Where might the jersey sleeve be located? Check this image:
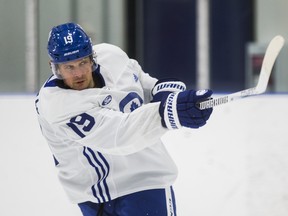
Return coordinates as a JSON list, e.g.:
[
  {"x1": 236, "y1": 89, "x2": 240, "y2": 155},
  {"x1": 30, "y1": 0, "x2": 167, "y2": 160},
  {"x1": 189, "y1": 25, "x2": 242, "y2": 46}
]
[
  {"x1": 62, "y1": 102, "x2": 167, "y2": 155},
  {"x1": 94, "y1": 43, "x2": 130, "y2": 84},
  {"x1": 37, "y1": 88, "x2": 168, "y2": 156},
  {"x1": 130, "y1": 59, "x2": 158, "y2": 103},
  {"x1": 94, "y1": 43, "x2": 158, "y2": 103}
]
